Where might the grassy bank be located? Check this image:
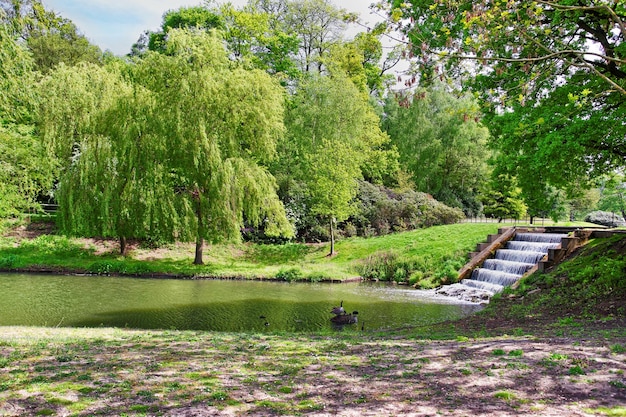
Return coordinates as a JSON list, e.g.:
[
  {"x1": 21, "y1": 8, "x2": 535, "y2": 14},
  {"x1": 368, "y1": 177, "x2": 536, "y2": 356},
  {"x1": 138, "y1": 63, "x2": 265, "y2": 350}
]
[
  {"x1": 0, "y1": 325, "x2": 624, "y2": 417},
  {"x1": 0, "y1": 220, "x2": 506, "y2": 284}
]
